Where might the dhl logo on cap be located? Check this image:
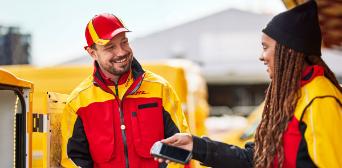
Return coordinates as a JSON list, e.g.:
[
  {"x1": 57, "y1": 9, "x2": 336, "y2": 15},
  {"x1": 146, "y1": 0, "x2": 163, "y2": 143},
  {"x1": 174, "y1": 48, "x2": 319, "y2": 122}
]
[{"x1": 85, "y1": 13, "x2": 130, "y2": 49}]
